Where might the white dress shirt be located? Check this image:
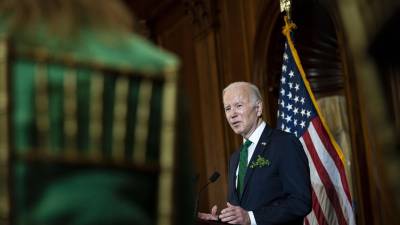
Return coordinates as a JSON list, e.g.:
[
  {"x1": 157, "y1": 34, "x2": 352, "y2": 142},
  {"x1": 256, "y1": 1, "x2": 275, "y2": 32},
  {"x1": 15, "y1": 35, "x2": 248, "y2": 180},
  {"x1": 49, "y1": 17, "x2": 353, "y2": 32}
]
[{"x1": 235, "y1": 121, "x2": 266, "y2": 225}]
